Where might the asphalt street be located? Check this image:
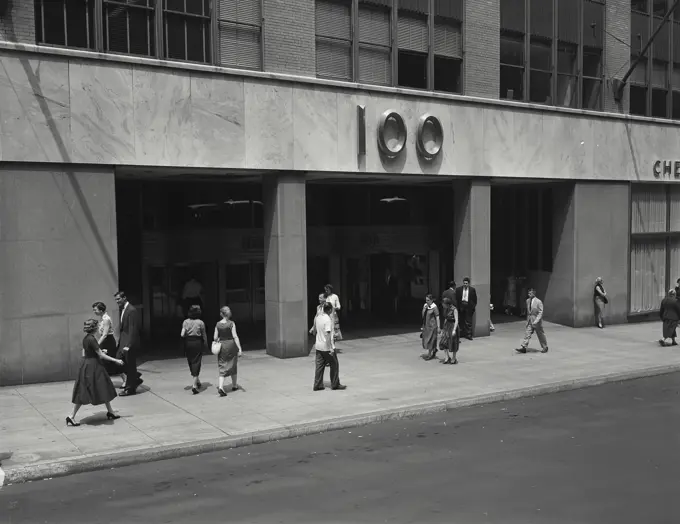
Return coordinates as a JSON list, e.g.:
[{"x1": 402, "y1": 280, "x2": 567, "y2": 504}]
[{"x1": 2, "y1": 373, "x2": 679, "y2": 524}]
